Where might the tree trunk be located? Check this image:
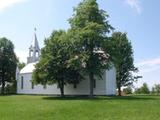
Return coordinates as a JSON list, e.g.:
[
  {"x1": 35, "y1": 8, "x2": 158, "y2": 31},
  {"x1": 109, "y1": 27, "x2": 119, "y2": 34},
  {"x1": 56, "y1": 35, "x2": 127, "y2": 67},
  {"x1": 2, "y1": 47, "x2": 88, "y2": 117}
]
[
  {"x1": 89, "y1": 72, "x2": 94, "y2": 97},
  {"x1": 1, "y1": 70, "x2": 5, "y2": 95},
  {"x1": 118, "y1": 85, "x2": 121, "y2": 96},
  {"x1": 59, "y1": 80, "x2": 64, "y2": 97},
  {"x1": 1, "y1": 80, "x2": 5, "y2": 95}
]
